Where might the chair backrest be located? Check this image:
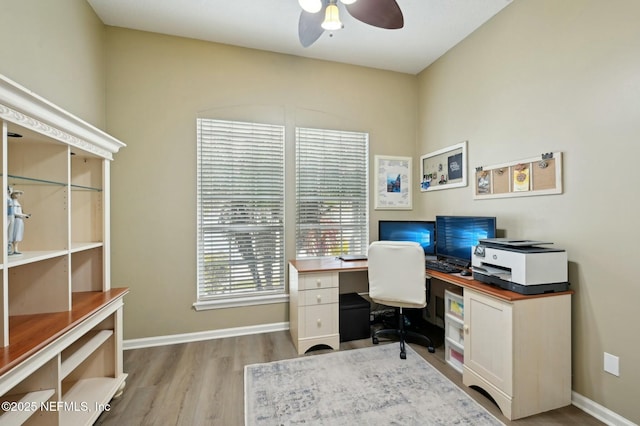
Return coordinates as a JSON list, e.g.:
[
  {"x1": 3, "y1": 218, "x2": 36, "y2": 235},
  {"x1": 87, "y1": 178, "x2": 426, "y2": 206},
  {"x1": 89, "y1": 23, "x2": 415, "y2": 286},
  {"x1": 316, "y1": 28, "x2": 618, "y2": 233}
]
[{"x1": 367, "y1": 241, "x2": 427, "y2": 309}]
